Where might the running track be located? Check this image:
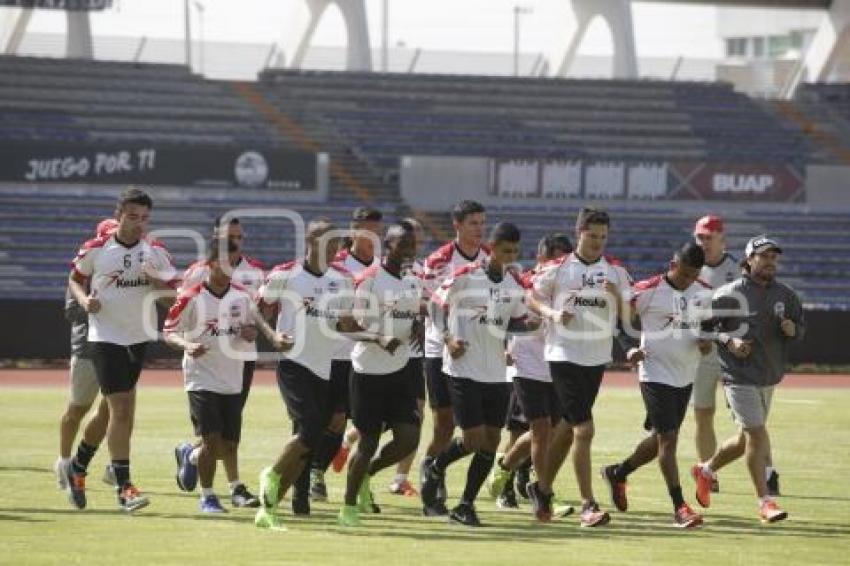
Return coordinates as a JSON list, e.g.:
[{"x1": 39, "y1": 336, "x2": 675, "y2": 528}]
[{"x1": 2, "y1": 369, "x2": 848, "y2": 388}]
